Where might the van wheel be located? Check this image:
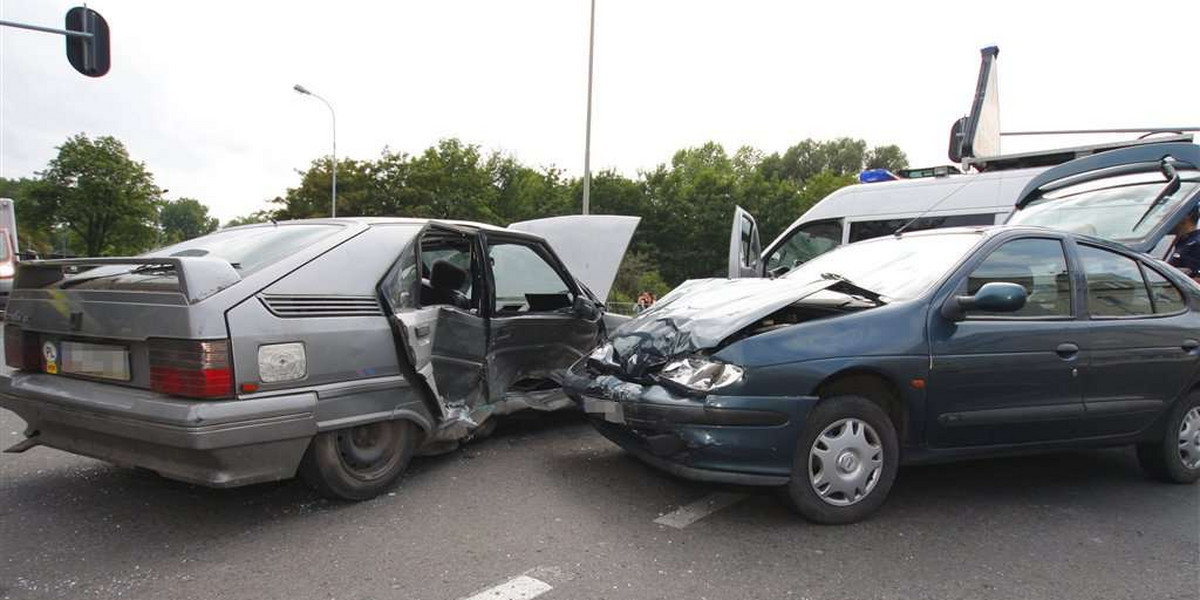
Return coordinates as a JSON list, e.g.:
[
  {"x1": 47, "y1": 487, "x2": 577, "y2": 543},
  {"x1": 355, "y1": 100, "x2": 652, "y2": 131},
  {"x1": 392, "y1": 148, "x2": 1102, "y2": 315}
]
[
  {"x1": 787, "y1": 396, "x2": 898, "y2": 524},
  {"x1": 300, "y1": 420, "x2": 419, "y2": 500},
  {"x1": 1137, "y1": 392, "x2": 1200, "y2": 484}
]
